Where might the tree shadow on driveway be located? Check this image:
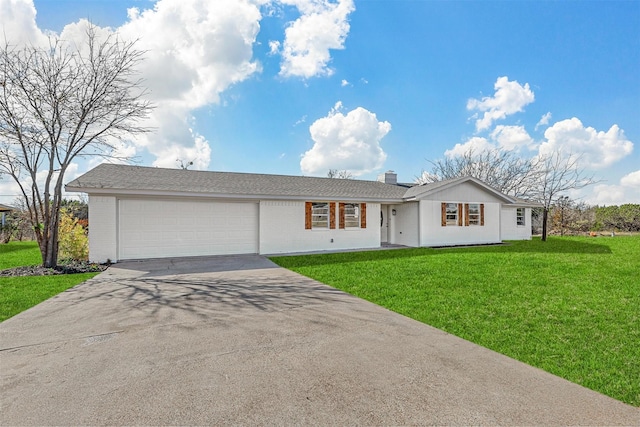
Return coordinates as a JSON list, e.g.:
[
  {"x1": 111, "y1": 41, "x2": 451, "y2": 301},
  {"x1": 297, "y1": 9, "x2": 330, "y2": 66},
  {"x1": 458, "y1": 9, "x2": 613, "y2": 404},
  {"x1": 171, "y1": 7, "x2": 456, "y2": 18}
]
[
  {"x1": 0, "y1": 255, "x2": 354, "y2": 350},
  {"x1": 76, "y1": 272, "x2": 350, "y2": 319}
]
